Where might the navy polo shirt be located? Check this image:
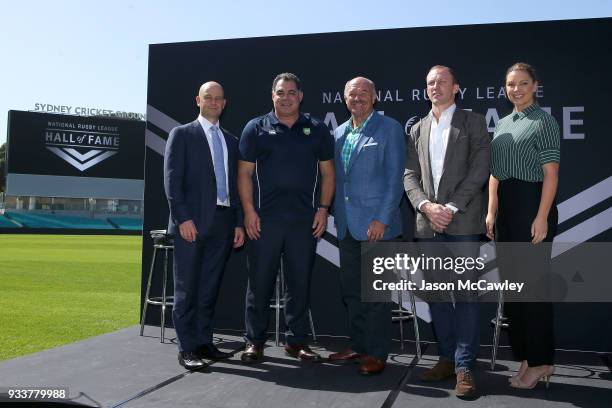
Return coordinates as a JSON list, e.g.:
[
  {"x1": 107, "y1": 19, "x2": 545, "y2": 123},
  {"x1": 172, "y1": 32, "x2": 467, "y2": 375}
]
[{"x1": 239, "y1": 111, "x2": 334, "y2": 221}]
